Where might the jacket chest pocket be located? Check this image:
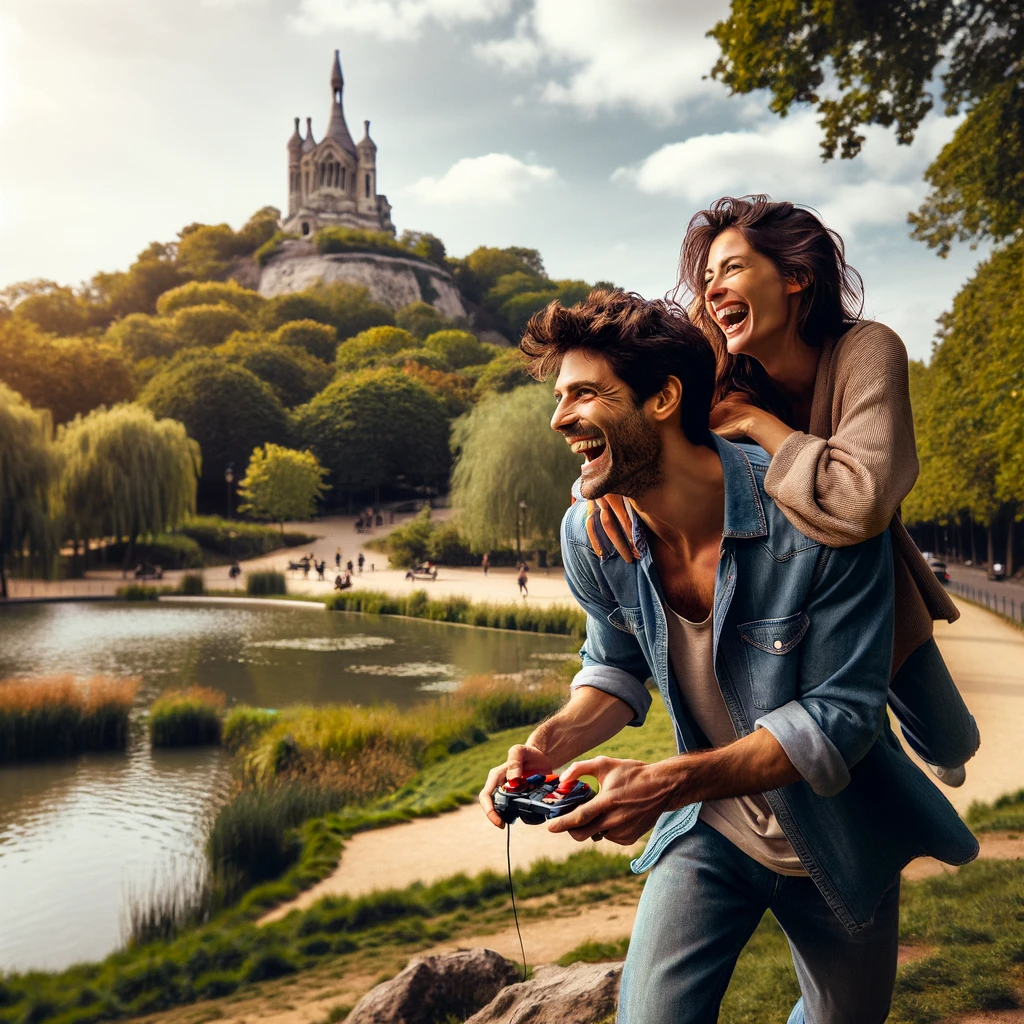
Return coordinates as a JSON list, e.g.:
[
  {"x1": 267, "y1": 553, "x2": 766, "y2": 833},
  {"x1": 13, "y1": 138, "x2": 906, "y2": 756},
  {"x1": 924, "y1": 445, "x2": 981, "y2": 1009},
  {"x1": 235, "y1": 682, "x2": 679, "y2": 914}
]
[
  {"x1": 607, "y1": 605, "x2": 644, "y2": 635},
  {"x1": 737, "y1": 610, "x2": 810, "y2": 710}
]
